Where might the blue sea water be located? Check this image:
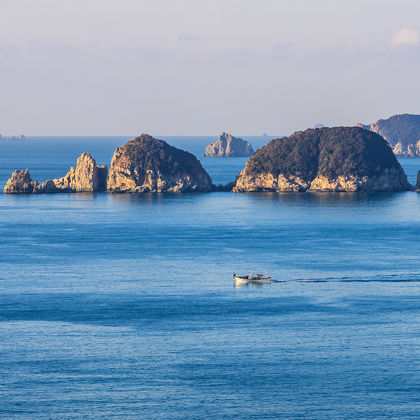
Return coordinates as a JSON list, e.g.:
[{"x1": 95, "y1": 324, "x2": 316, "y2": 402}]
[{"x1": 0, "y1": 137, "x2": 419, "y2": 419}]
